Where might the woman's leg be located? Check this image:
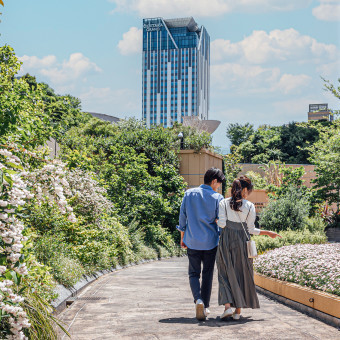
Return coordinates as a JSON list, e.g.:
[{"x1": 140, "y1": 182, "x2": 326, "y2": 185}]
[
  {"x1": 224, "y1": 303, "x2": 231, "y2": 310},
  {"x1": 235, "y1": 308, "x2": 241, "y2": 314}
]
